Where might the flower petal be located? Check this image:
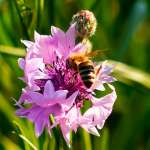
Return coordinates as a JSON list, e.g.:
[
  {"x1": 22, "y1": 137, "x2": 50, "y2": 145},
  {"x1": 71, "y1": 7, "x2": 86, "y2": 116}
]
[
  {"x1": 82, "y1": 126, "x2": 100, "y2": 136},
  {"x1": 92, "y1": 84, "x2": 117, "y2": 106},
  {"x1": 63, "y1": 91, "x2": 78, "y2": 110},
  {"x1": 28, "y1": 92, "x2": 44, "y2": 105},
  {"x1": 60, "y1": 119, "x2": 71, "y2": 146},
  {"x1": 66, "y1": 105, "x2": 79, "y2": 132},
  {"x1": 54, "y1": 90, "x2": 68, "y2": 100},
  {"x1": 44, "y1": 80, "x2": 55, "y2": 98},
  {"x1": 35, "y1": 115, "x2": 47, "y2": 137},
  {"x1": 51, "y1": 26, "x2": 65, "y2": 37},
  {"x1": 66, "y1": 23, "x2": 76, "y2": 49},
  {"x1": 83, "y1": 84, "x2": 117, "y2": 130},
  {"x1": 21, "y1": 40, "x2": 33, "y2": 49},
  {"x1": 34, "y1": 31, "x2": 41, "y2": 42},
  {"x1": 18, "y1": 58, "x2": 25, "y2": 70}
]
